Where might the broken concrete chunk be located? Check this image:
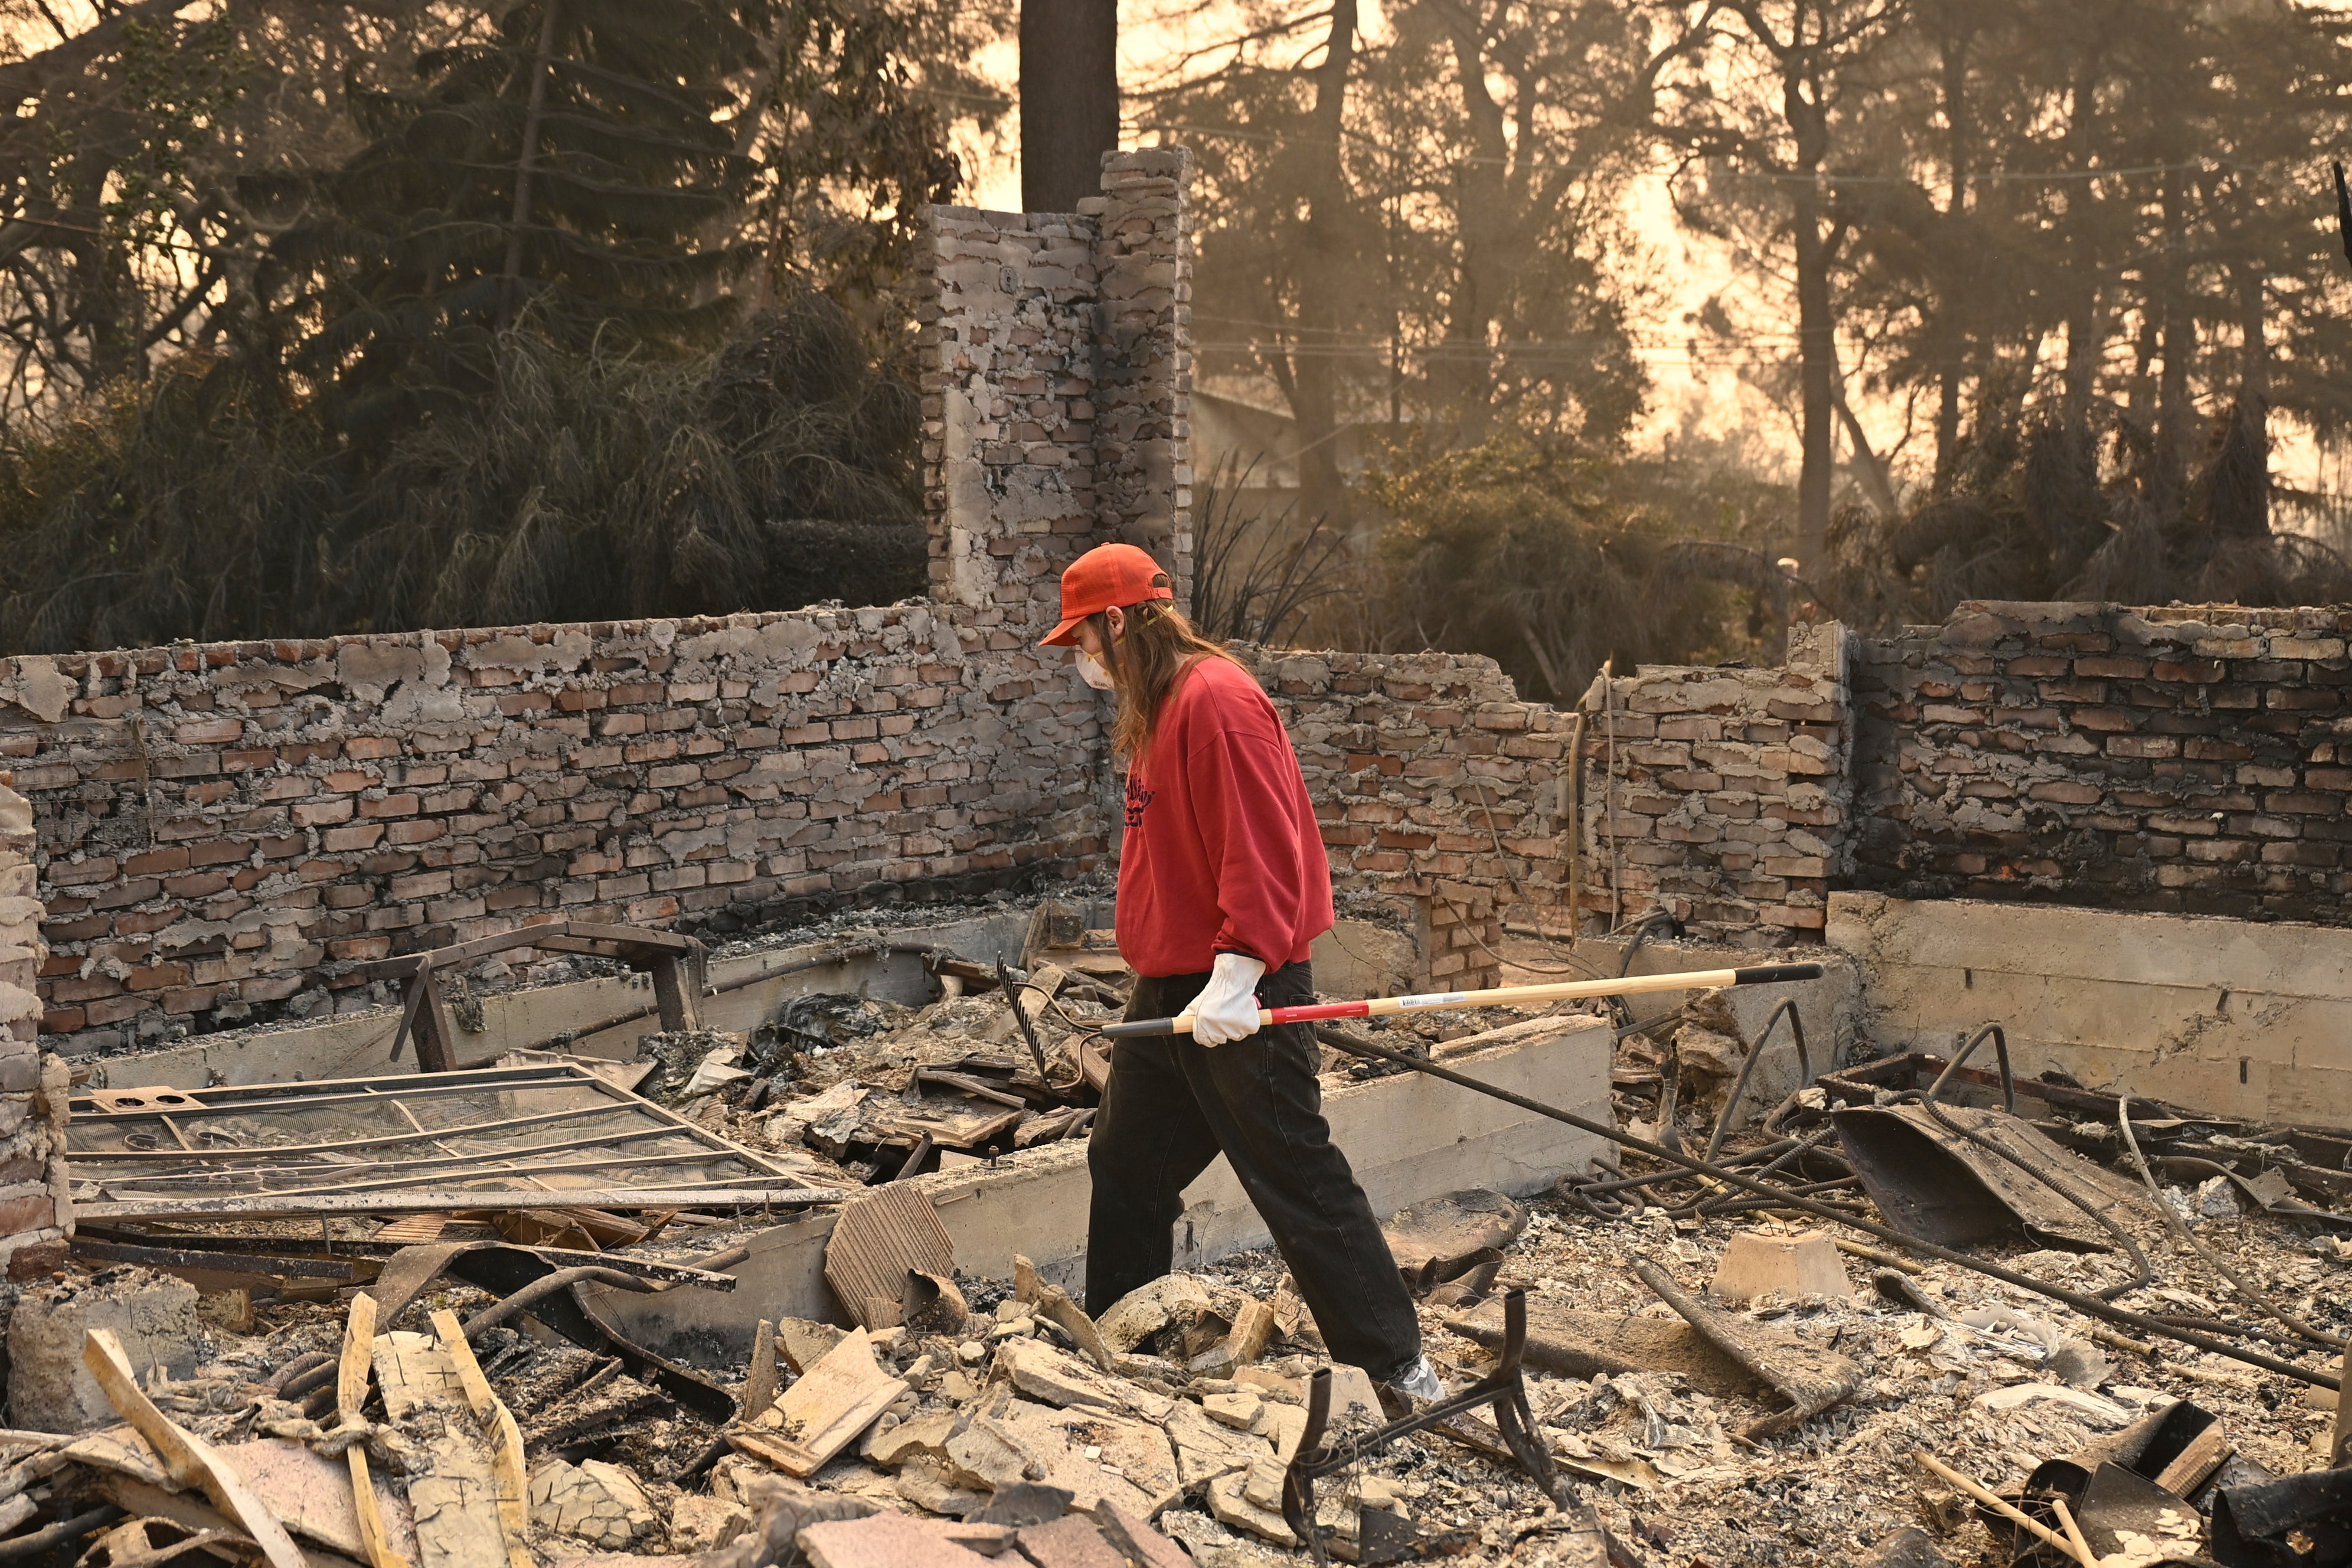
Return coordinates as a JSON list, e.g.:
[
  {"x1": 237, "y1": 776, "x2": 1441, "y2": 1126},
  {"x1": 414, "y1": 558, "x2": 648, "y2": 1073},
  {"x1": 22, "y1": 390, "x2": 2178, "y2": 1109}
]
[
  {"x1": 1091, "y1": 1502, "x2": 1195, "y2": 1568},
  {"x1": 530, "y1": 1459, "x2": 655, "y2": 1550},
  {"x1": 1321, "y1": 1365, "x2": 1384, "y2": 1427},
  {"x1": 860, "y1": 1411, "x2": 958, "y2": 1468},
  {"x1": 7, "y1": 1268, "x2": 205, "y2": 1432},
  {"x1": 1673, "y1": 1023, "x2": 1748, "y2": 1089},
  {"x1": 1164, "y1": 1399, "x2": 1273, "y2": 1491},
  {"x1": 1380, "y1": 1189, "x2": 1527, "y2": 1282},
  {"x1": 1015, "y1": 1513, "x2": 1129, "y2": 1568},
  {"x1": 970, "y1": 1481, "x2": 1075, "y2": 1527},
  {"x1": 1202, "y1": 1391, "x2": 1263, "y2": 1432},
  {"x1": 895, "y1": 1454, "x2": 988, "y2": 1515},
  {"x1": 1231, "y1": 1368, "x2": 1302, "y2": 1403},
  {"x1": 1263, "y1": 1403, "x2": 1308, "y2": 1467},
  {"x1": 946, "y1": 1398, "x2": 1181, "y2": 1518},
  {"x1": 1221, "y1": 1299, "x2": 1278, "y2": 1370},
  {"x1": 1014, "y1": 1254, "x2": 1118, "y2": 1372},
  {"x1": 1186, "y1": 1342, "x2": 1238, "y2": 1379},
  {"x1": 994, "y1": 1338, "x2": 1173, "y2": 1422},
  {"x1": 911, "y1": 1518, "x2": 1017, "y2": 1555},
  {"x1": 697, "y1": 1478, "x2": 873, "y2": 1568},
  {"x1": 775, "y1": 1318, "x2": 848, "y2": 1376},
  {"x1": 669, "y1": 1495, "x2": 754, "y2": 1553},
  {"x1": 1095, "y1": 1273, "x2": 1214, "y2": 1355},
  {"x1": 1241, "y1": 1458, "x2": 1285, "y2": 1513},
  {"x1": 1206, "y1": 1465, "x2": 1296, "y2": 1547},
  {"x1": 579, "y1": 1459, "x2": 650, "y2": 1516},
  {"x1": 798, "y1": 1512, "x2": 997, "y2": 1568},
  {"x1": 1709, "y1": 1230, "x2": 1856, "y2": 1302}
]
